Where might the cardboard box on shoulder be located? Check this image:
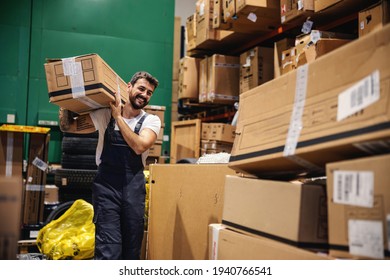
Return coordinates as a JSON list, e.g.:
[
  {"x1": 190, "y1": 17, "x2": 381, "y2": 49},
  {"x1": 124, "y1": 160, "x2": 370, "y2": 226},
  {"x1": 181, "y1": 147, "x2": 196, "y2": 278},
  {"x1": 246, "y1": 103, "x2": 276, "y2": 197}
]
[
  {"x1": 326, "y1": 154, "x2": 390, "y2": 259},
  {"x1": 44, "y1": 53, "x2": 128, "y2": 115},
  {"x1": 229, "y1": 24, "x2": 390, "y2": 178}
]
